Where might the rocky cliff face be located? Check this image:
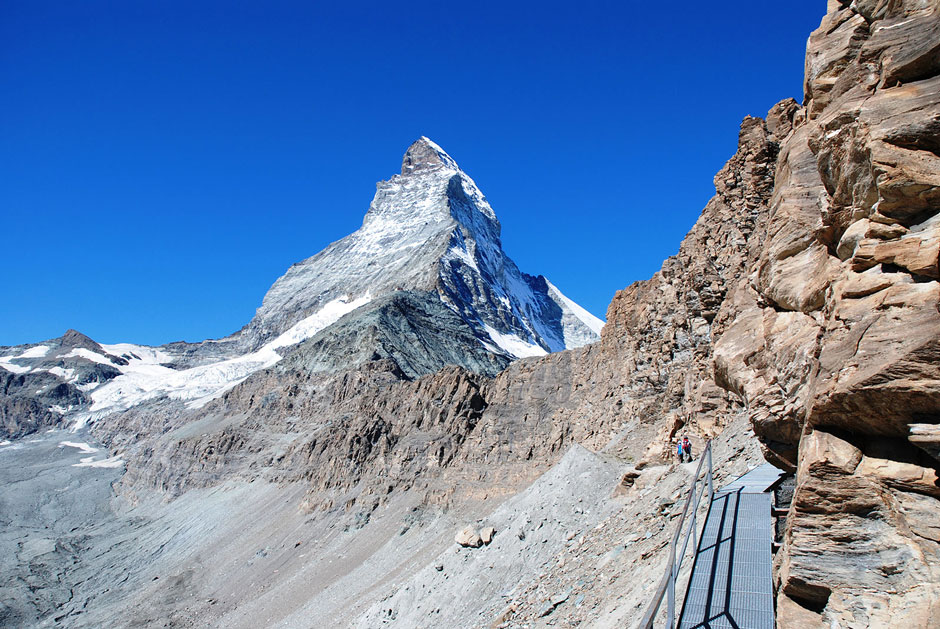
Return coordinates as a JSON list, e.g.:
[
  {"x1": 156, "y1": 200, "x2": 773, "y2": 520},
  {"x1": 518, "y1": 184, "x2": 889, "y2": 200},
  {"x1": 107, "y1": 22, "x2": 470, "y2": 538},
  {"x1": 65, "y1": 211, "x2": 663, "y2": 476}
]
[{"x1": 712, "y1": 1, "x2": 940, "y2": 625}]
